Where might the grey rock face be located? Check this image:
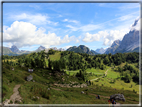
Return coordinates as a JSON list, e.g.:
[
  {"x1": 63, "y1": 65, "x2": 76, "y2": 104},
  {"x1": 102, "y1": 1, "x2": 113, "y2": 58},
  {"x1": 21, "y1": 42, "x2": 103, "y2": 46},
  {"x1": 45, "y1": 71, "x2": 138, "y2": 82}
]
[
  {"x1": 95, "y1": 48, "x2": 106, "y2": 54},
  {"x1": 10, "y1": 45, "x2": 20, "y2": 53},
  {"x1": 105, "y1": 19, "x2": 140, "y2": 54},
  {"x1": 38, "y1": 46, "x2": 46, "y2": 50},
  {"x1": 58, "y1": 48, "x2": 65, "y2": 51},
  {"x1": 105, "y1": 40, "x2": 121, "y2": 54},
  {"x1": 111, "y1": 40, "x2": 121, "y2": 48},
  {"x1": 116, "y1": 30, "x2": 139, "y2": 53},
  {"x1": 35, "y1": 45, "x2": 46, "y2": 52},
  {"x1": 110, "y1": 94, "x2": 125, "y2": 102},
  {"x1": 26, "y1": 75, "x2": 33, "y2": 81}
]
